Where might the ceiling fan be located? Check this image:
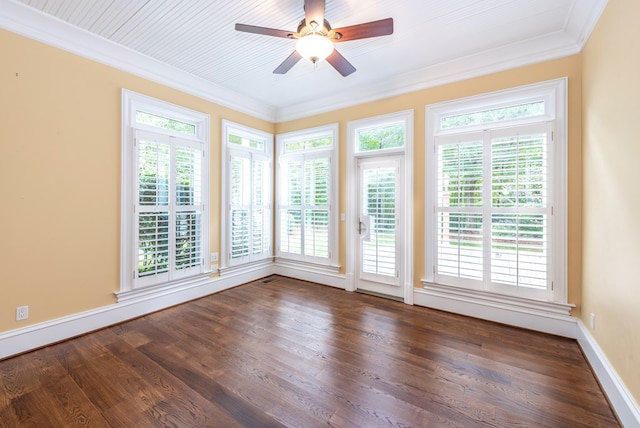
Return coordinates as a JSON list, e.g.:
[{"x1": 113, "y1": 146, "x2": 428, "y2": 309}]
[{"x1": 235, "y1": 0, "x2": 393, "y2": 77}]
